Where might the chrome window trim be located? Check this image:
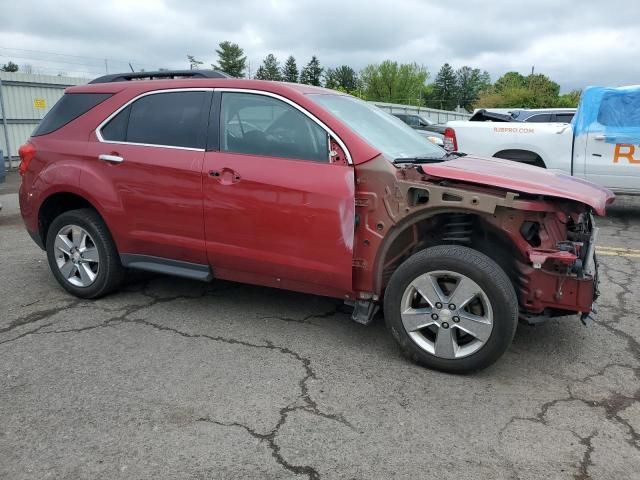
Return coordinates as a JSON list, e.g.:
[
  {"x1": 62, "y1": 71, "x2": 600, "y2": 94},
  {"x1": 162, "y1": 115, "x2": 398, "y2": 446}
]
[
  {"x1": 215, "y1": 88, "x2": 353, "y2": 165},
  {"x1": 95, "y1": 88, "x2": 213, "y2": 152}
]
